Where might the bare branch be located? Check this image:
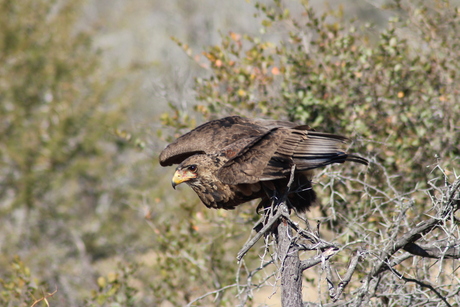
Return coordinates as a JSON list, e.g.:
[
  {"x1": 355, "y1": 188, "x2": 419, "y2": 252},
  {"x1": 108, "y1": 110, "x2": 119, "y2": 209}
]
[
  {"x1": 237, "y1": 208, "x2": 283, "y2": 261},
  {"x1": 332, "y1": 250, "x2": 363, "y2": 301},
  {"x1": 30, "y1": 287, "x2": 58, "y2": 307},
  {"x1": 236, "y1": 166, "x2": 460, "y2": 306},
  {"x1": 371, "y1": 176, "x2": 460, "y2": 276},
  {"x1": 277, "y1": 203, "x2": 303, "y2": 307},
  {"x1": 300, "y1": 247, "x2": 339, "y2": 271},
  {"x1": 403, "y1": 241, "x2": 460, "y2": 259},
  {"x1": 391, "y1": 269, "x2": 453, "y2": 307},
  {"x1": 186, "y1": 284, "x2": 238, "y2": 307}
]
